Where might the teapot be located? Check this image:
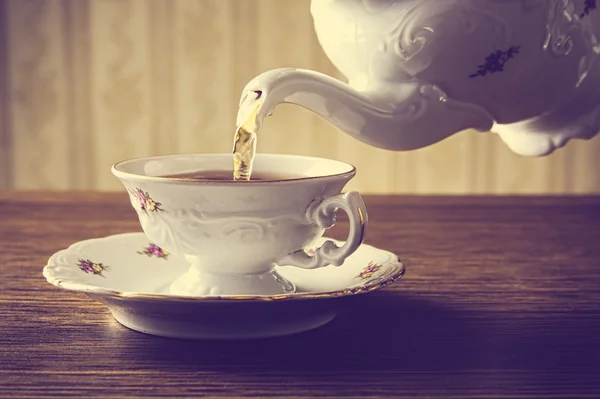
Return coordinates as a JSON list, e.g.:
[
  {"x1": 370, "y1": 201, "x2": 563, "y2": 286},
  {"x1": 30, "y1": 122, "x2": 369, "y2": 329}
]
[{"x1": 237, "y1": 0, "x2": 600, "y2": 156}]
